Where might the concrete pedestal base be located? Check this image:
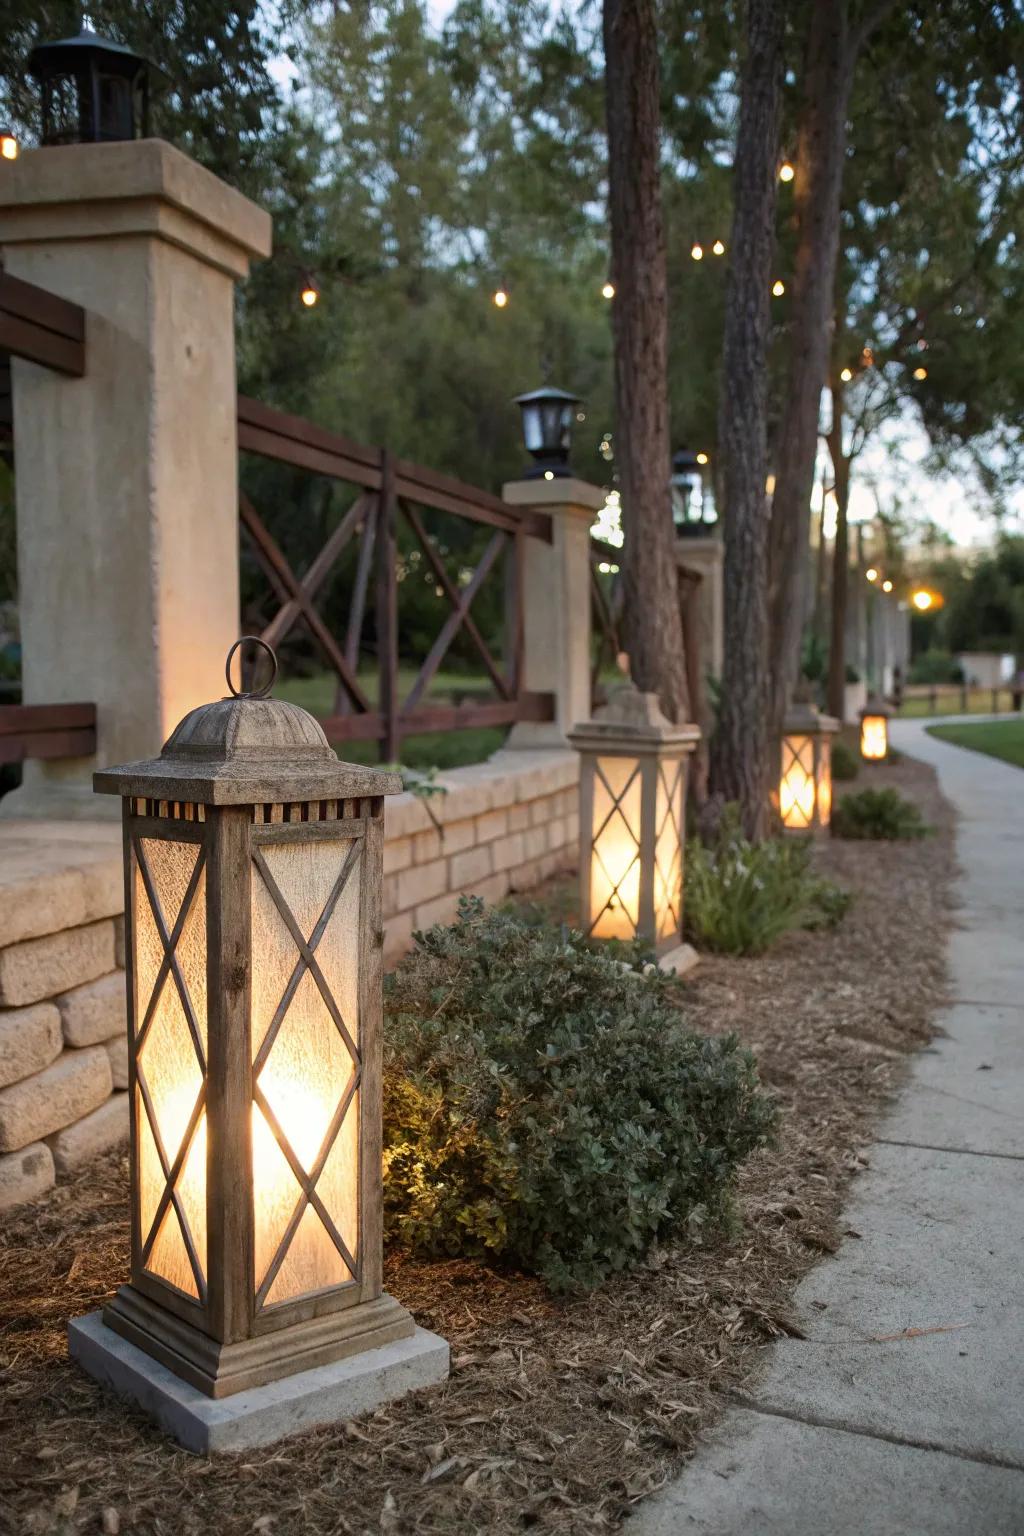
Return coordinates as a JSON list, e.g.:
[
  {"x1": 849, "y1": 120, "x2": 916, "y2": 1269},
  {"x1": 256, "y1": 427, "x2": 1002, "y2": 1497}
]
[
  {"x1": 658, "y1": 942, "x2": 699, "y2": 977},
  {"x1": 70, "y1": 1311, "x2": 449, "y2": 1454}
]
